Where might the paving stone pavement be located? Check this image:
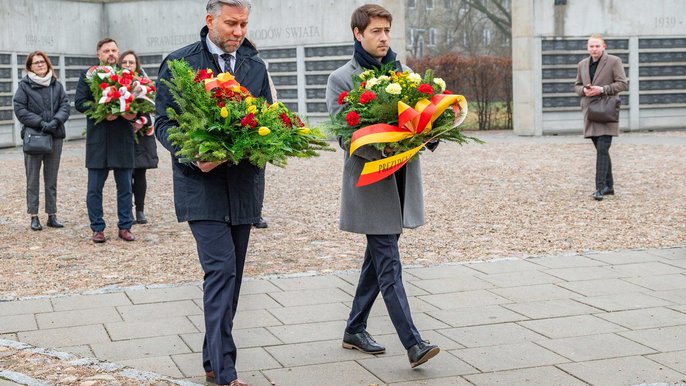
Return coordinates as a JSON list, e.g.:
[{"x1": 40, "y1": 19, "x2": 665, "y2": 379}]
[{"x1": 2, "y1": 248, "x2": 686, "y2": 385}]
